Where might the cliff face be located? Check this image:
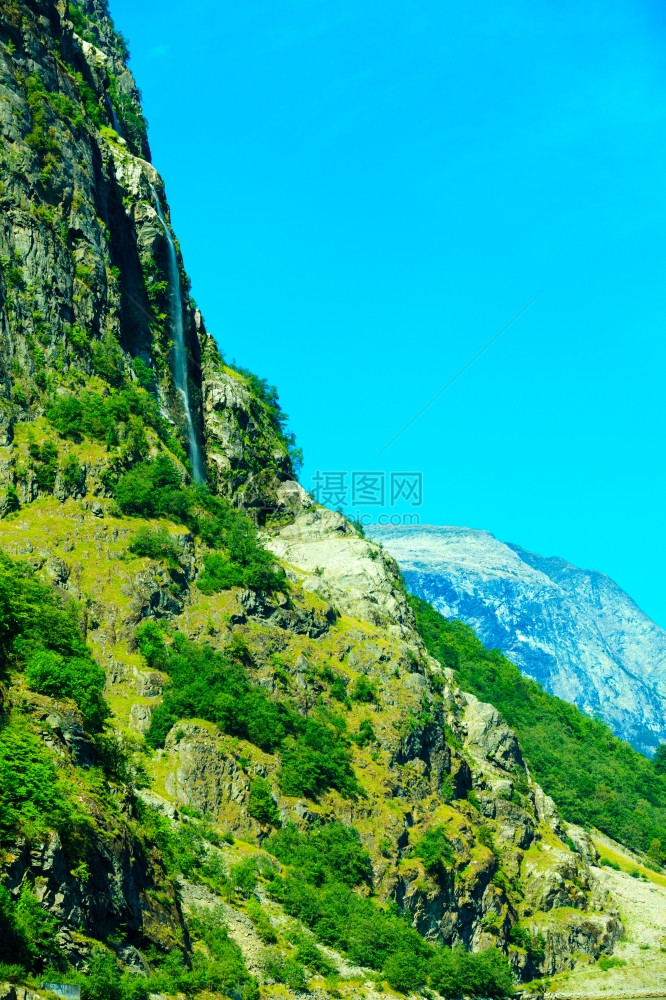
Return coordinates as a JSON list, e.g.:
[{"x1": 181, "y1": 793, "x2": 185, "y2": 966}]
[
  {"x1": 0, "y1": 3, "x2": 624, "y2": 997},
  {"x1": 368, "y1": 524, "x2": 666, "y2": 755},
  {"x1": 0, "y1": 0, "x2": 292, "y2": 510}
]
